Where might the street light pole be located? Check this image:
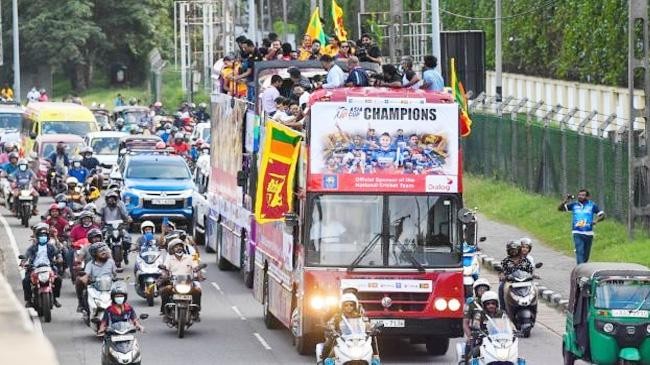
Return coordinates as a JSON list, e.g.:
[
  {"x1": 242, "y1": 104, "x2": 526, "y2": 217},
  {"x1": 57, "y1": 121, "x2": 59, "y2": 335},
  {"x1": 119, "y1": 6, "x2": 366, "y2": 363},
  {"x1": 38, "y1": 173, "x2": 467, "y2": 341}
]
[
  {"x1": 430, "y1": 0, "x2": 441, "y2": 72},
  {"x1": 12, "y1": 0, "x2": 20, "y2": 102},
  {"x1": 495, "y1": 0, "x2": 502, "y2": 103}
]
